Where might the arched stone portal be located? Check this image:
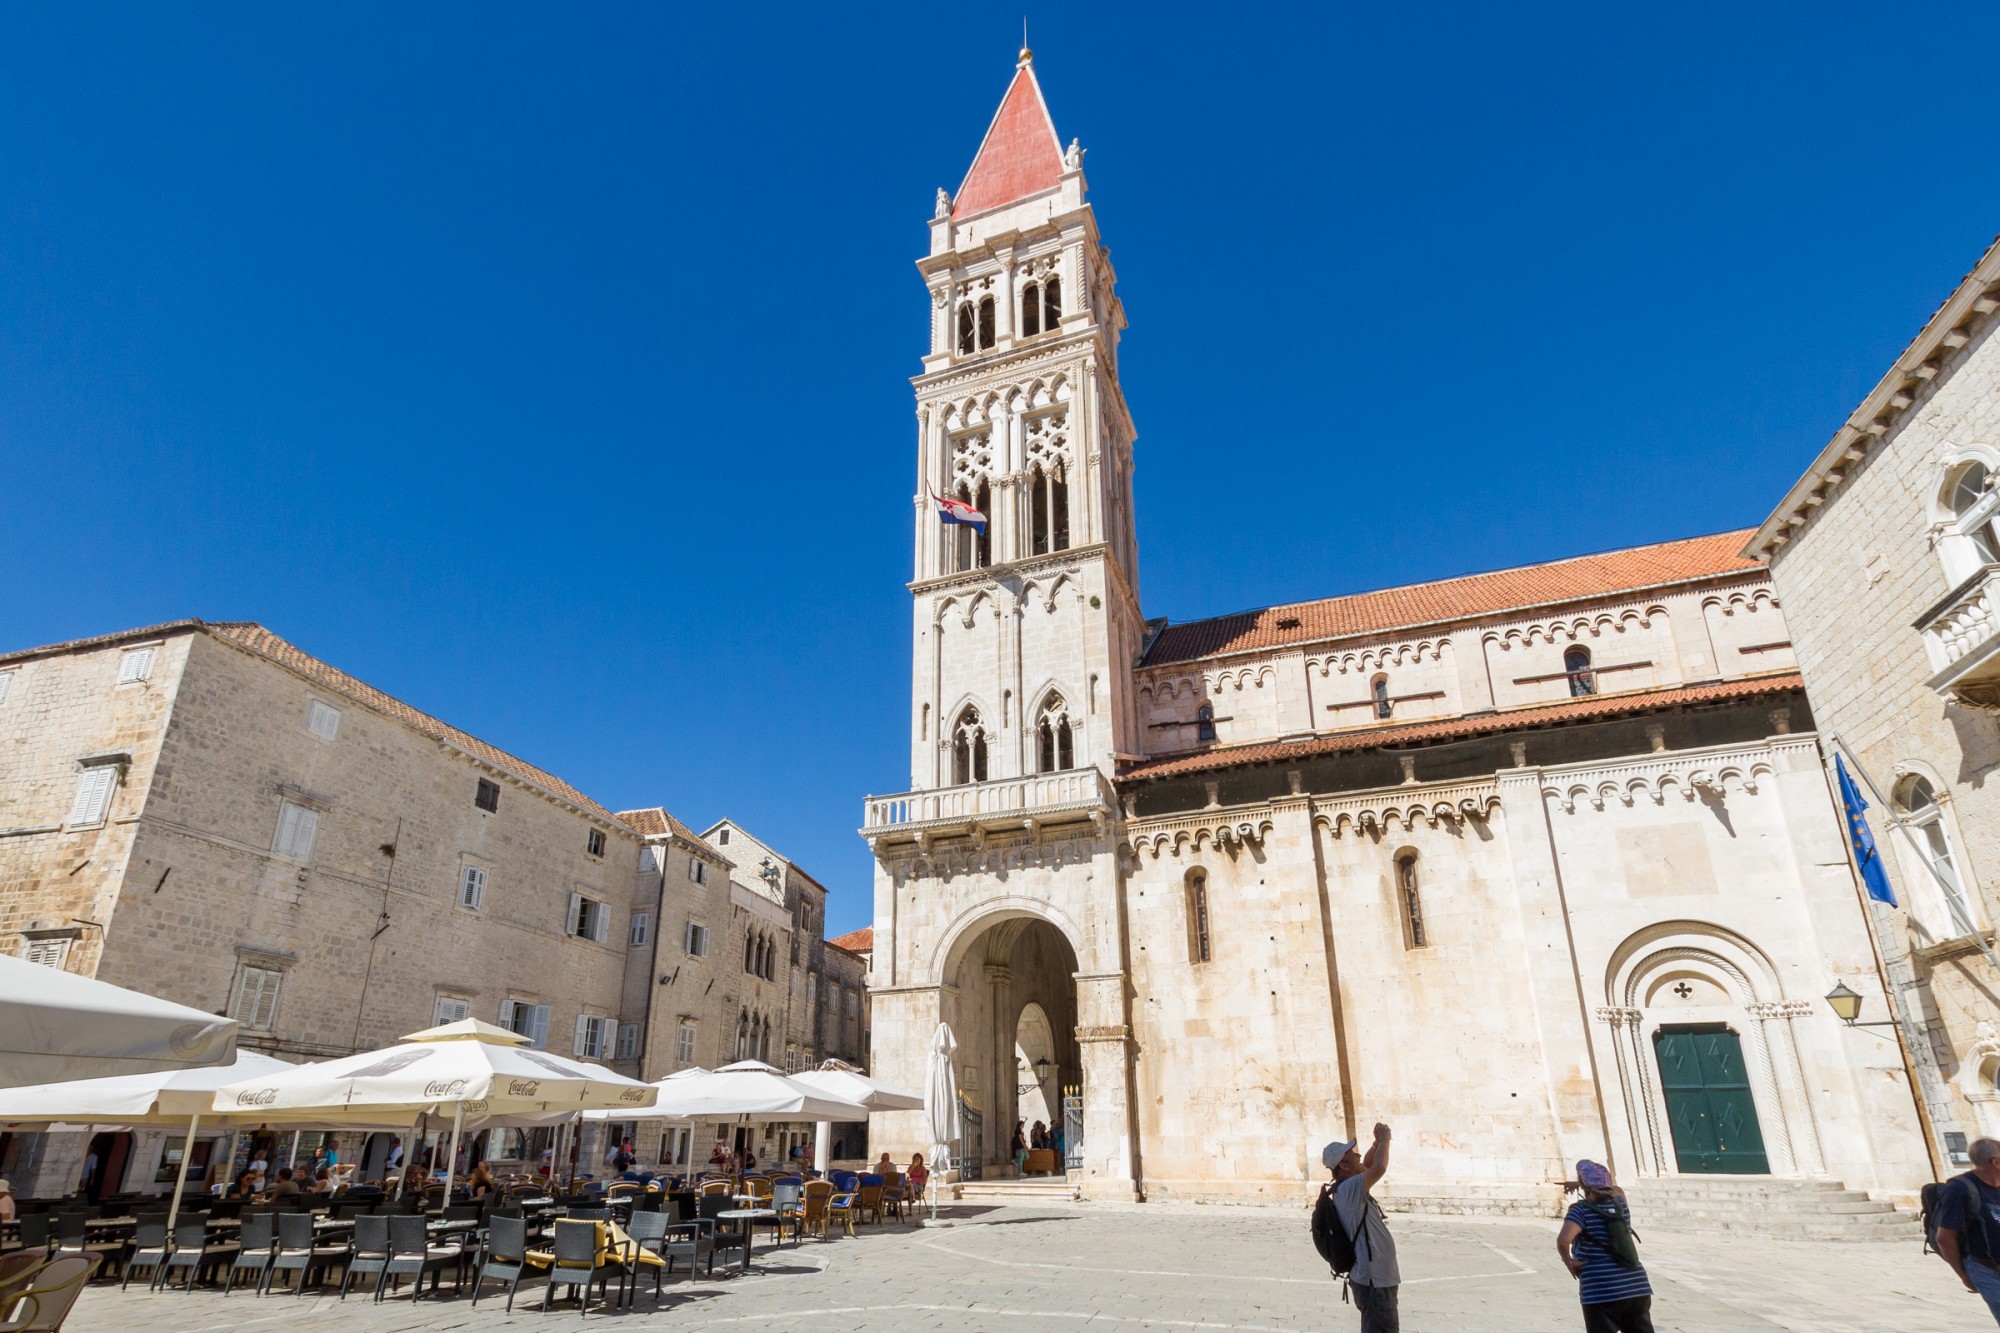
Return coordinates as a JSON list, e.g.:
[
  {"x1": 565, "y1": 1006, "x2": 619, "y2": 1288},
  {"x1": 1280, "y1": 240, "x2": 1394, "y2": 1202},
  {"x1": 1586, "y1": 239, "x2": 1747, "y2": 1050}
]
[{"x1": 947, "y1": 918, "x2": 1080, "y2": 1171}]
